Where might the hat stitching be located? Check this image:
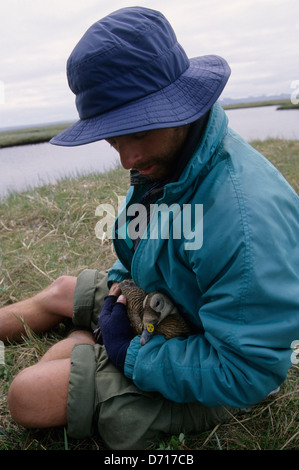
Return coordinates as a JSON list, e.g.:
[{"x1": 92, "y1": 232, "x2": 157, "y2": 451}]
[
  {"x1": 68, "y1": 21, "x2": 161, "y2": 73},
  {"x1": 77, "y1": 43, "x2": 188, "y2": 95}
]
